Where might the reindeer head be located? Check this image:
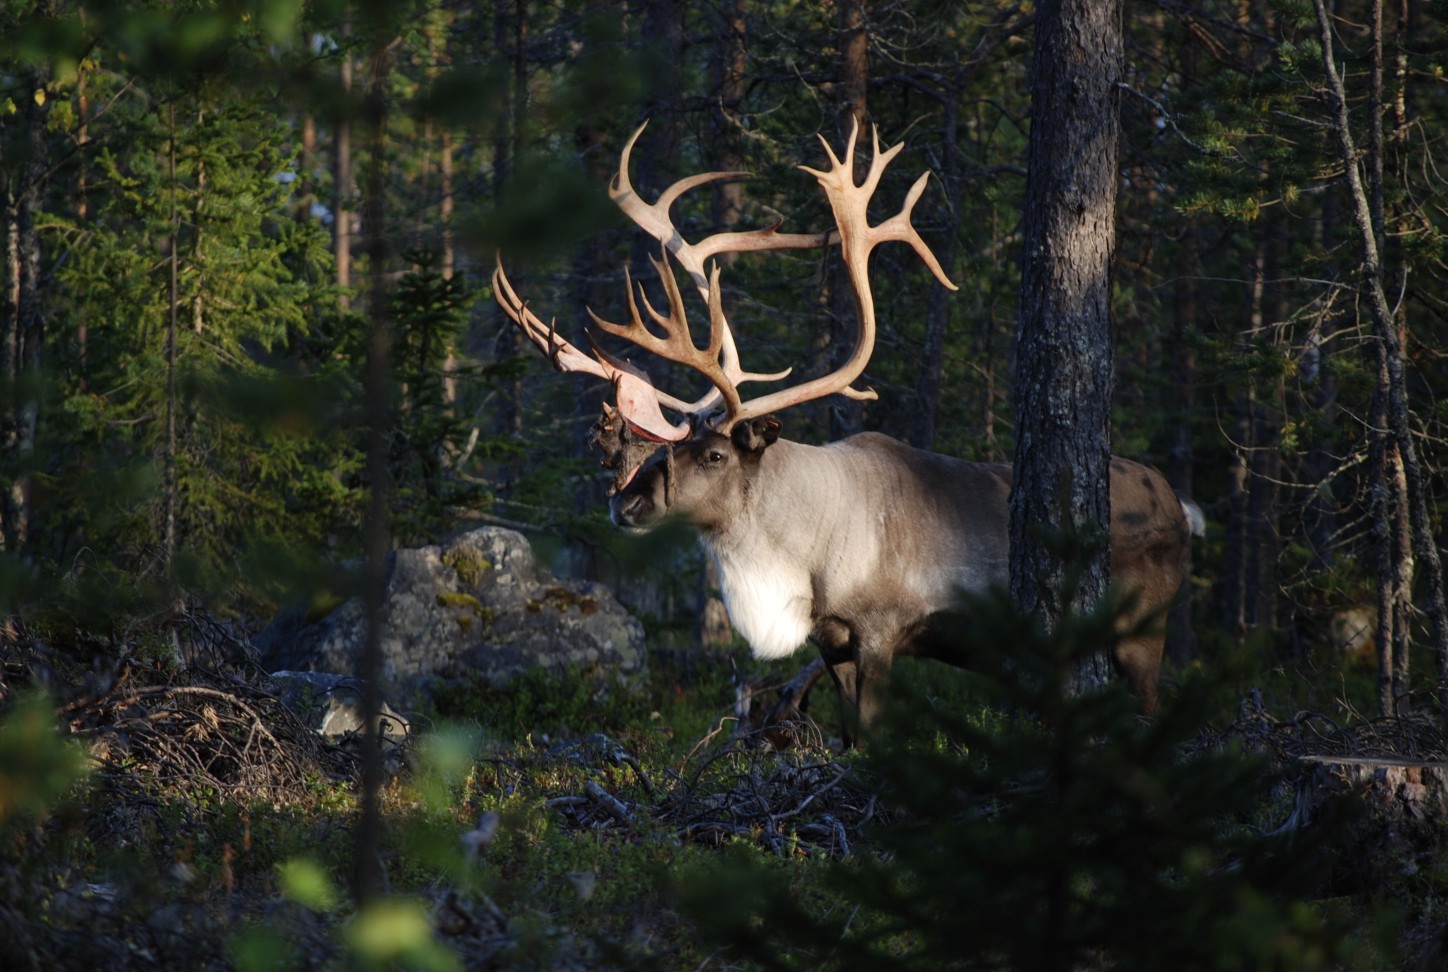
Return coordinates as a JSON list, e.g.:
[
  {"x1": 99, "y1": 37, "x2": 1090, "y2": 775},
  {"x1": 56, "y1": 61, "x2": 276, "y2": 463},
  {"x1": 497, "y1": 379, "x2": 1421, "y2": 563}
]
[
  {"x1": 494, "y1": 120, "x2": 956, "y2": 523},
  {"x1": 608, "y1": 417, "x2": 783, "y2": 533}
]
